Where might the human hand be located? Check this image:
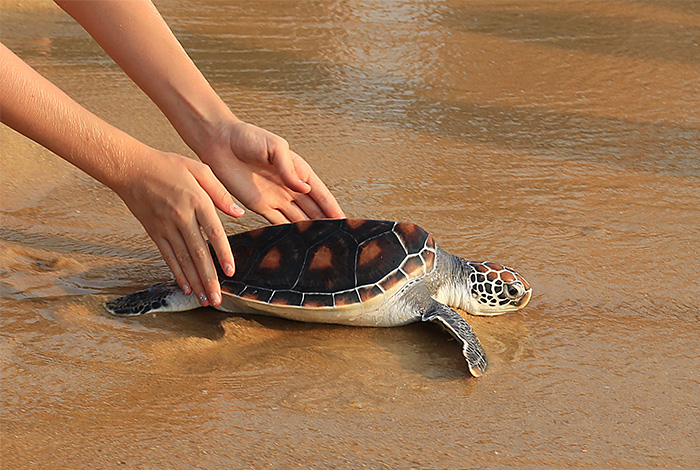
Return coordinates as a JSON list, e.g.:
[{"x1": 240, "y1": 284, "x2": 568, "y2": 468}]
[
  {"x1": 113, "y1": 151, "x2": 244, "y2": 307},
  {"x1": 51, "y1": 0, "x2": 344, "y2": 250},
  {"x1": 1, "y1": 42, "x2": 239, "y2": 308},
  {"x1": 198, "y1": 120, "x2": 345, "y2": 224}
]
